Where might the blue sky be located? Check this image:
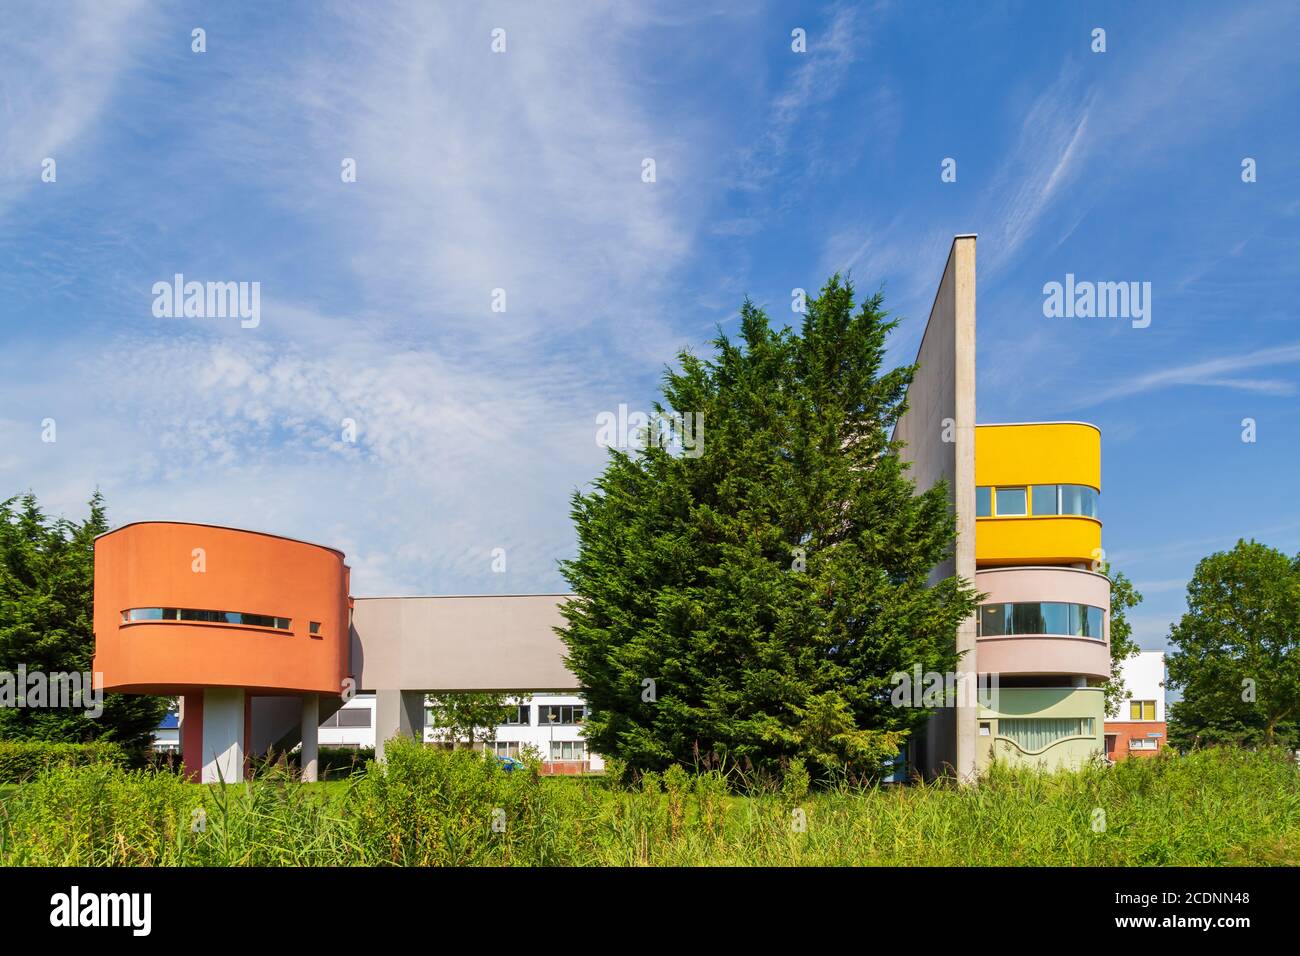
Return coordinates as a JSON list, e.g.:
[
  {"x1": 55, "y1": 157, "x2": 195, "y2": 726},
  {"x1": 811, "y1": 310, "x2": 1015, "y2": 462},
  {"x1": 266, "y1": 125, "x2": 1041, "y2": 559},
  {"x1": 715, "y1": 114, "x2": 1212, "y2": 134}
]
[{"x1": 2, "y1": 1, "x2": 1298, "y2": 653}]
